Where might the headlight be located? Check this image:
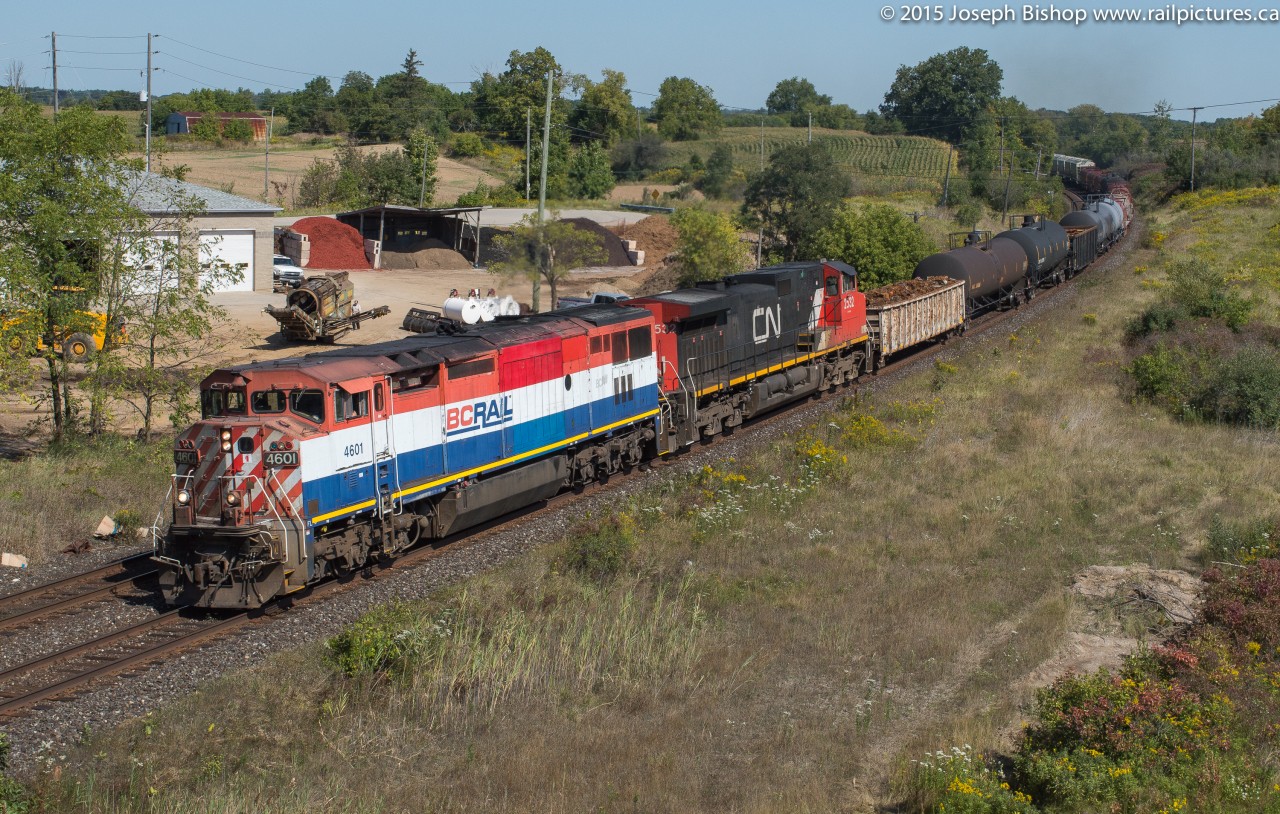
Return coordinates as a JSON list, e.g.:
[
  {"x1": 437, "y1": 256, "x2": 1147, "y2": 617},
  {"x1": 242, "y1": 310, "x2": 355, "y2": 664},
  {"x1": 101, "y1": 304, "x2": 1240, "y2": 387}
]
[
  {"x1": 225, "y1": 491, "x2": 240, "y2": 507},
  {"x1": 176, "y1": 490, "x2": 191, "y2": 505},
  {"x1": 221, "y1": 440, "x2": 232, "y2": 452},
  {"x1": 220, "y1": 429, "x2": 232, "y2": 441}
]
